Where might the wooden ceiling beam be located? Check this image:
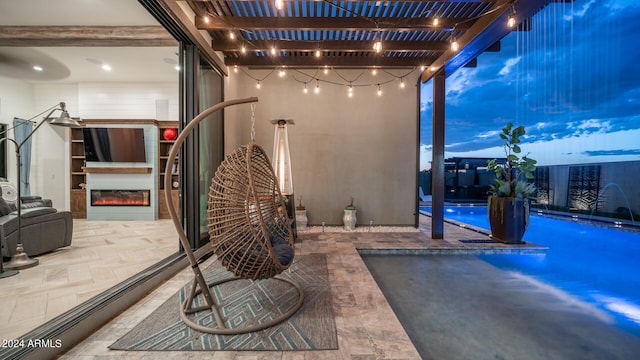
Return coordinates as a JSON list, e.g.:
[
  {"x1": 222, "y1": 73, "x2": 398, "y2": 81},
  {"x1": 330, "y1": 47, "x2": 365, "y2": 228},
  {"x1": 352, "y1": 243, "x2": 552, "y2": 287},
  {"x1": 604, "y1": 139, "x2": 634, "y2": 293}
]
[
  {"x1": 0, "y1": 26, "x2": 177, "y2": 47},
  {"x1": 225, "y1": 54, "x2": 436, "y2": 68},
  {"x1": 195, "y1": 16, "x2": 471, "y2": 31},
  {"x1": 214, "y1": 39, "x2": 450, "y2": 52}
]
